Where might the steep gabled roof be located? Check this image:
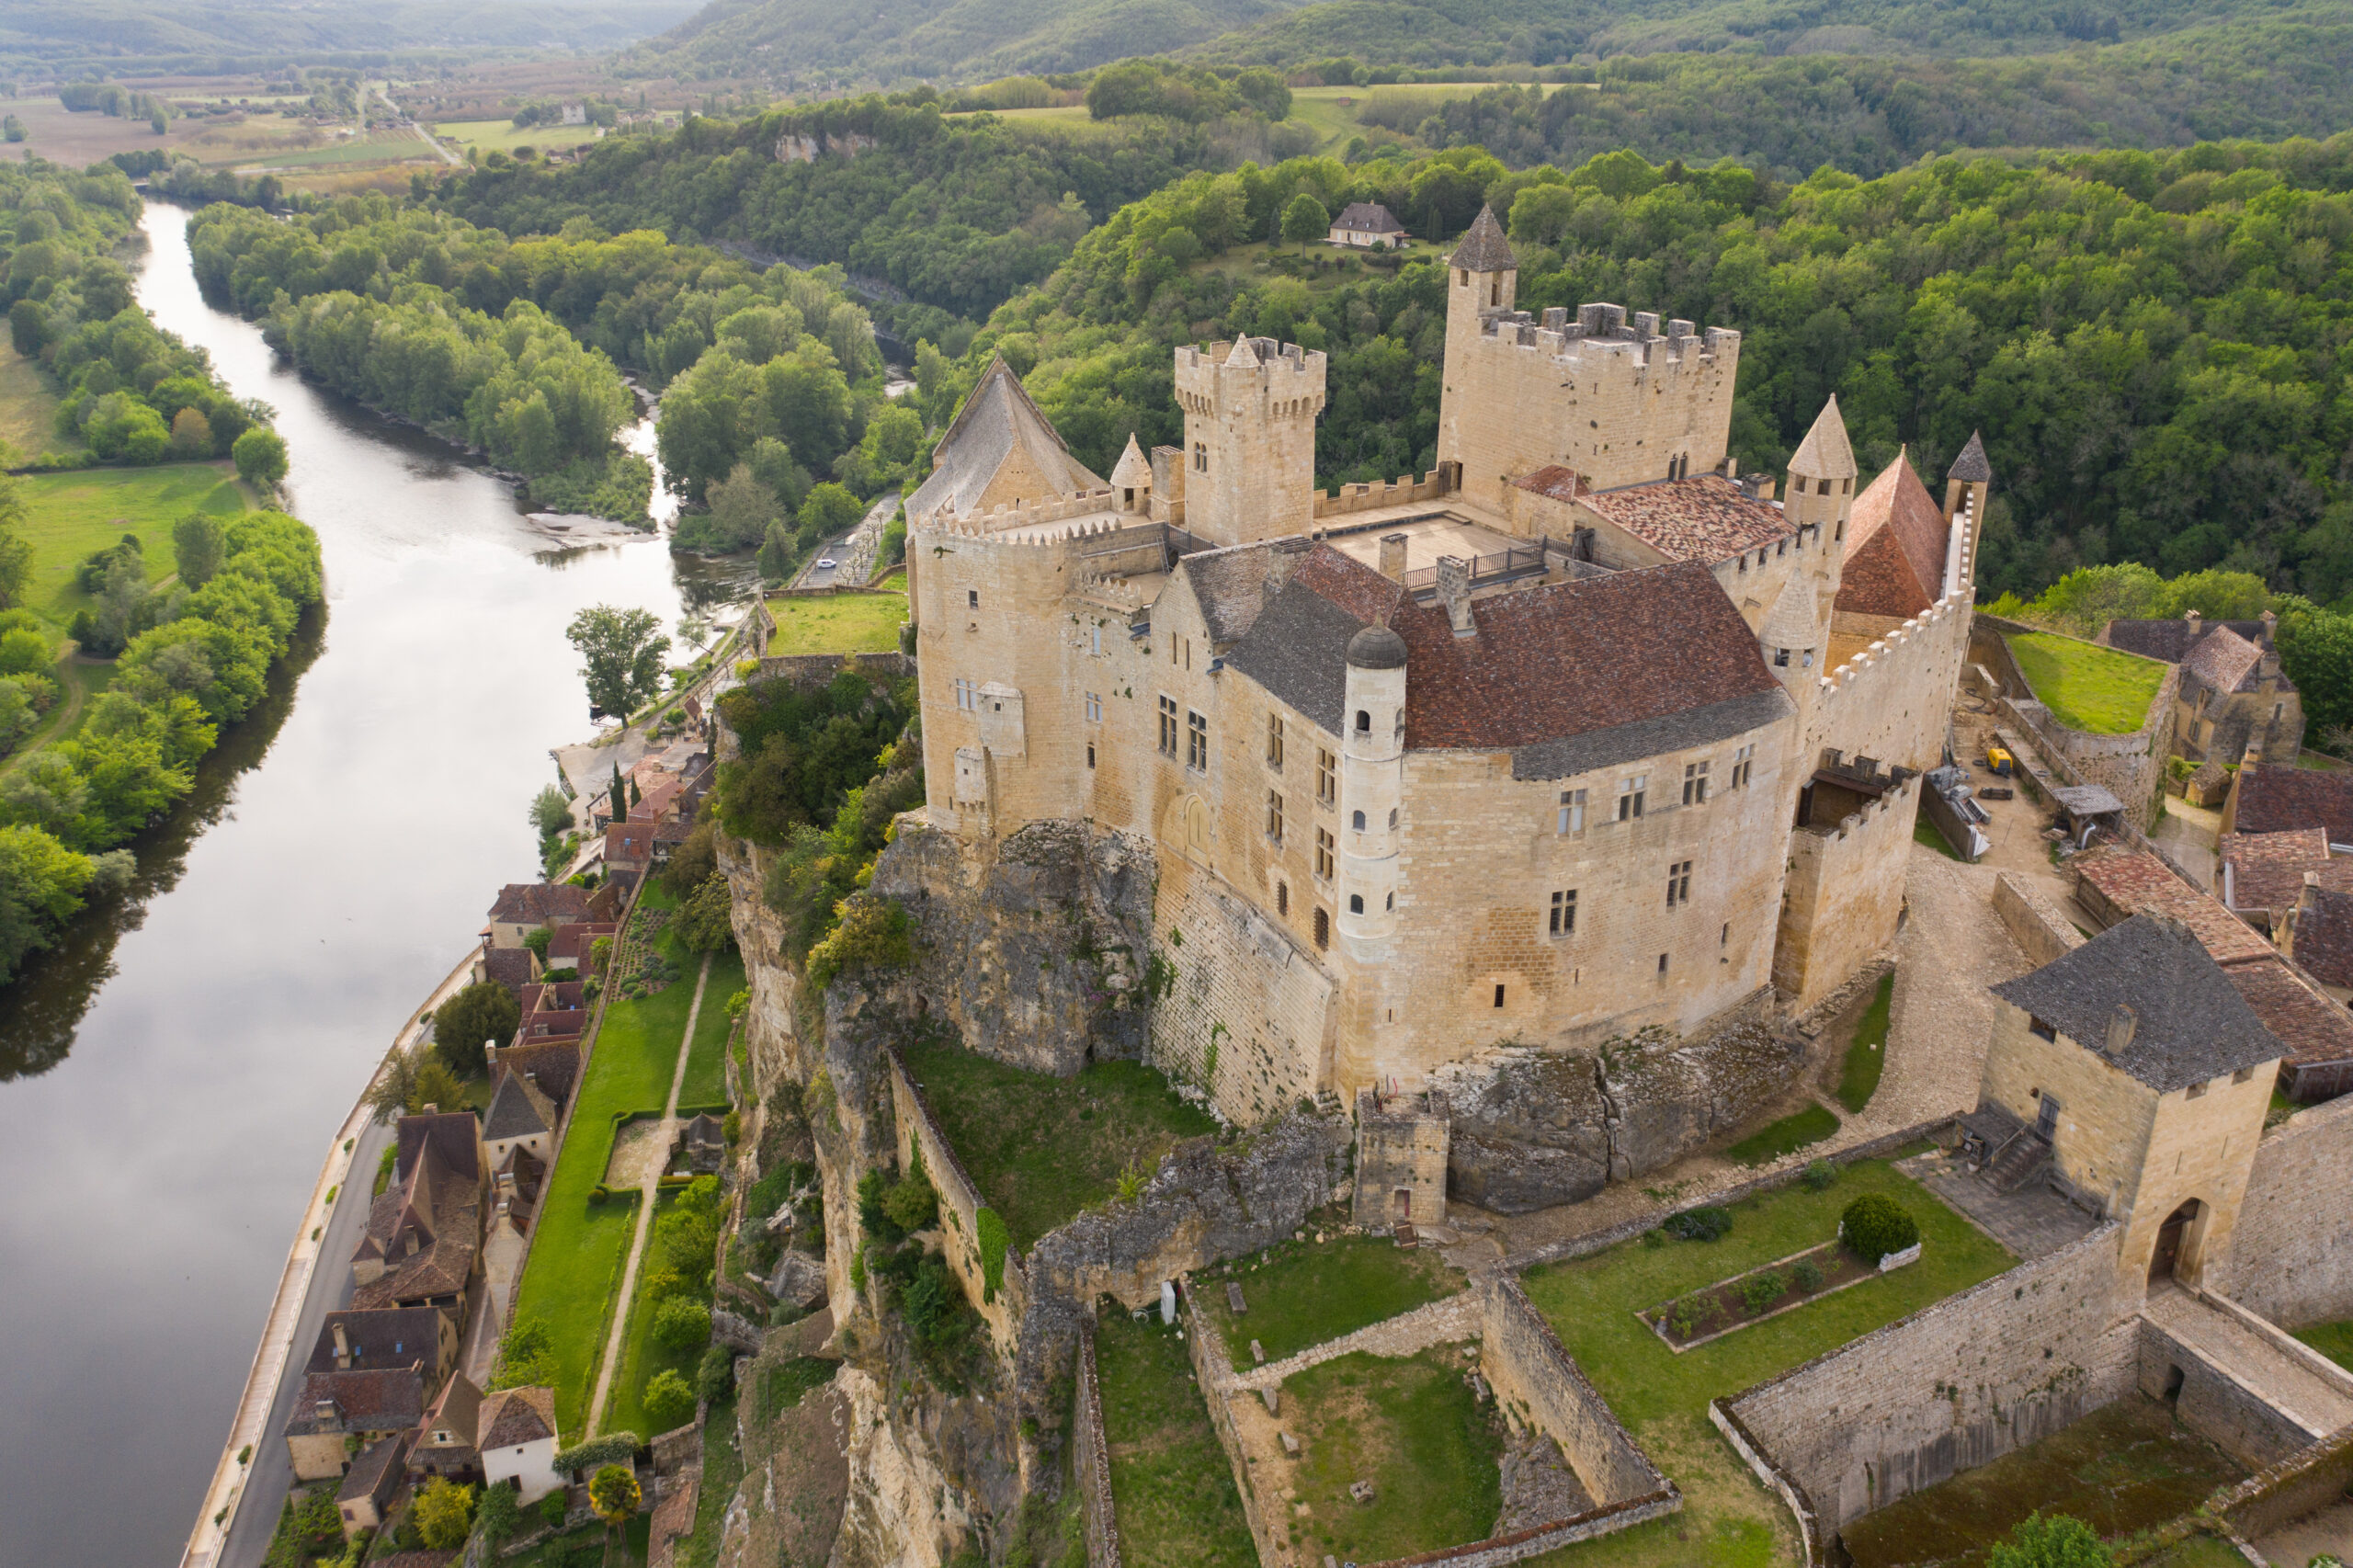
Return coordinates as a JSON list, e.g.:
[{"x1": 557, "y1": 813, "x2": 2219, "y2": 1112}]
[
  {"x1": 1333, "y1": 201, "x2": 1404, "y2": 233},
  {"x1": 2181, "y1": 623, "x2": 2266, "y2": 697},
  {"x1": 1990, "y1": 914, "x2": 2282, "y2": 1091},
  {"x1": 1108, "y1": 434, "x2": 1150, "y2": 491},
  {"x1": 1789, "y1": 396, "x2": 1857, "y2": 481},
  {"x1": 904, "y1": 355, "x2": 1105, "y2": 521},
  {"x1": 1450, "y1": 205, "x2": 1517, "y2": 272},
  {"x1": 483, "y1": 1071, "x2": 556, "y2": 1142},
  {"x1": 1836, "y1": 449, "x2": 1949, "y2": 619},
  {"x1": 478, "y1": 1386, "x2": 559, "y2": 1450}
]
